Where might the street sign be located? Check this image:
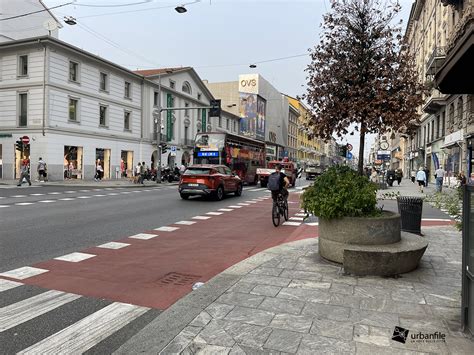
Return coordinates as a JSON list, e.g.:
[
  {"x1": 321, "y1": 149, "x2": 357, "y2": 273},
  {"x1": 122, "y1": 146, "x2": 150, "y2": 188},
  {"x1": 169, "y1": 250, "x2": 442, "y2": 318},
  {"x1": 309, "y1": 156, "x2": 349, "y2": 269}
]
[
  {"x1": 347, "y1": 143, "x2": 353, "y2": 152},
  {"x1": 170, "y1": 146, "x2": 177, "y2": 152},
  {"x1": 346, "y1": 152, "x2": 353, "y2": 160},
  {"x1": 21, "y1": 136, "x2": 30, "y2": 144}
]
